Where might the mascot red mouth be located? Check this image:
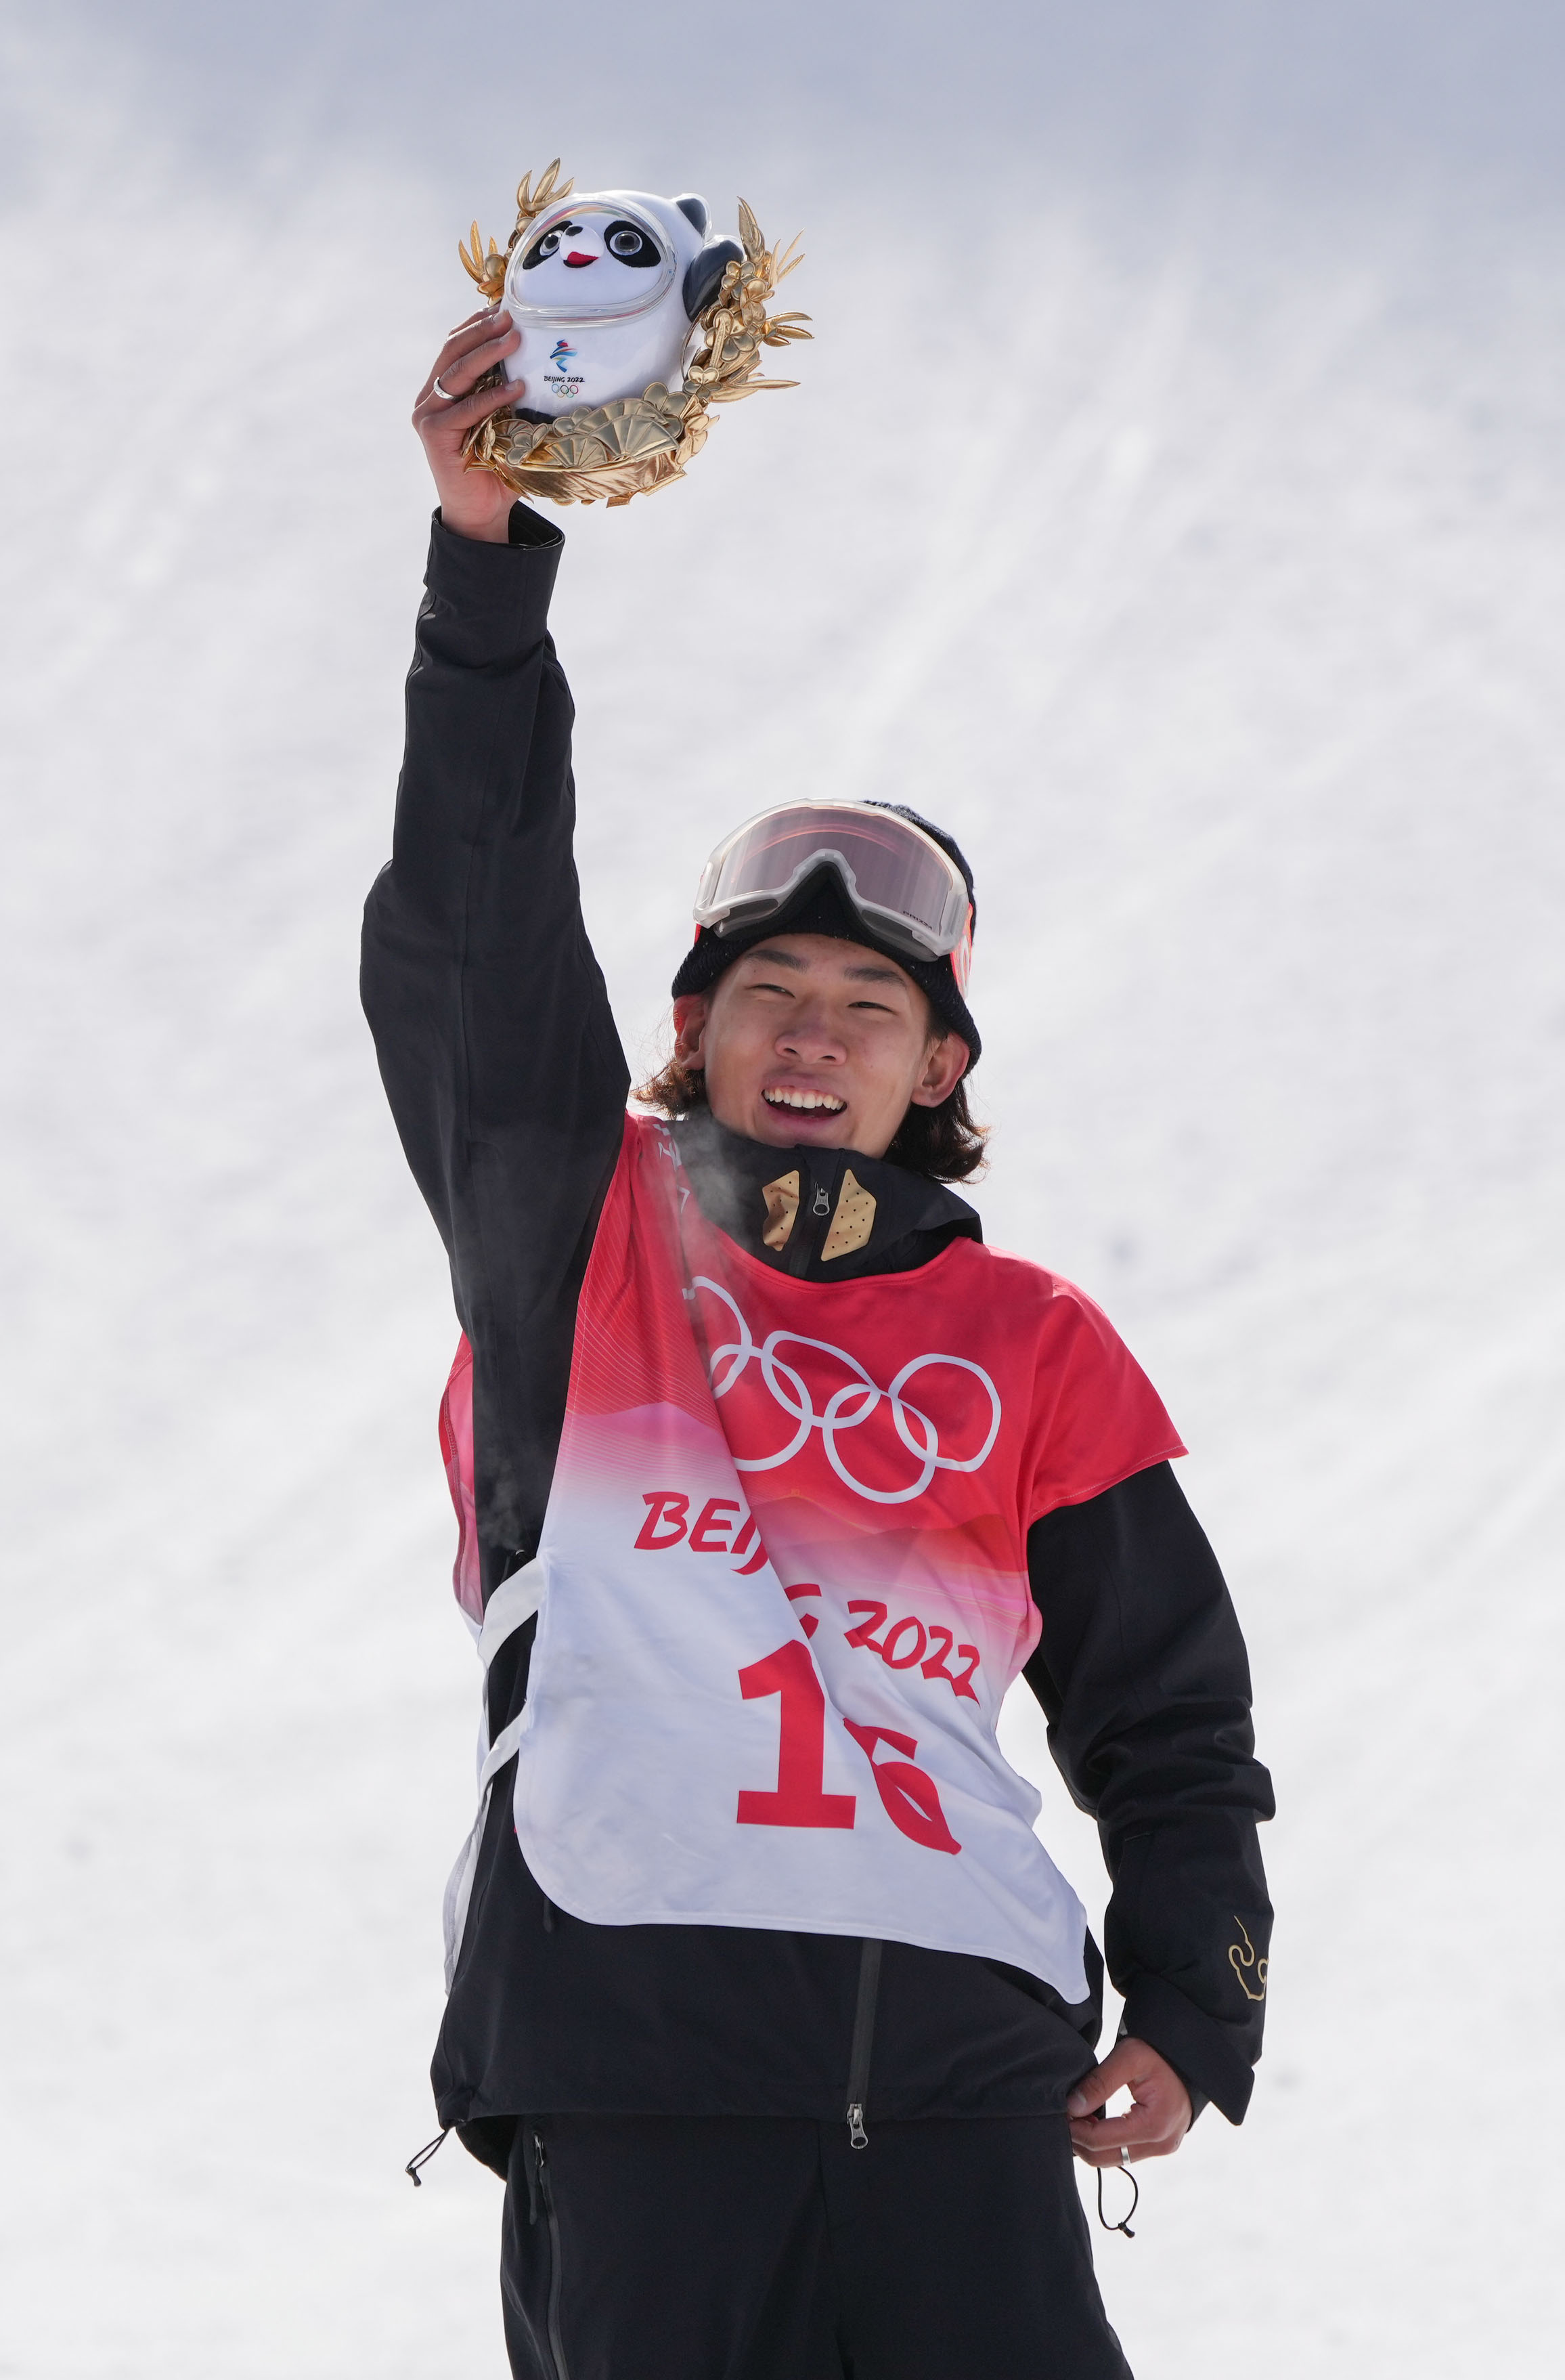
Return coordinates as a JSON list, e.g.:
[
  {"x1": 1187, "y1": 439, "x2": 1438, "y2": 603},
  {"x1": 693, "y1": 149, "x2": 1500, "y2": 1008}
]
[{"x1": 565, "y1": 251, "x2": 597, "y2": 268}]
